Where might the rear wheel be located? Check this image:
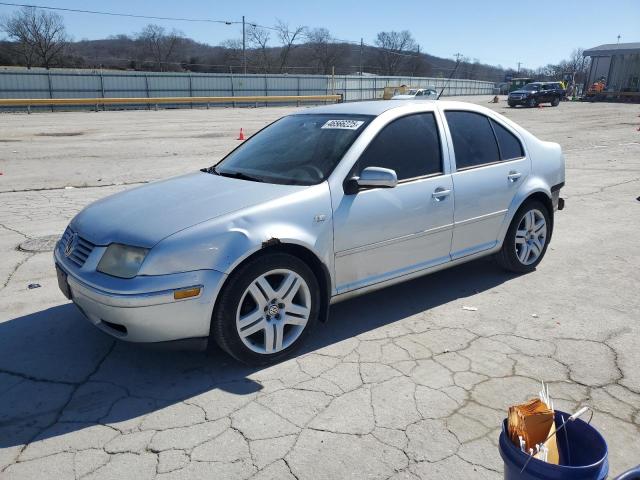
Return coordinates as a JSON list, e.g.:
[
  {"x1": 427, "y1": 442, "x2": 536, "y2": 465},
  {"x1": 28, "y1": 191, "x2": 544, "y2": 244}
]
[
  {"x1": 496, "y1": 200, "x2": 551, "y2": 273},
  {"x1": 551, "y1": 97, "x2": 560, "y2": 107},
  {"x1": 211, "y1": 252, "x2": 320, "y2": 365}
]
